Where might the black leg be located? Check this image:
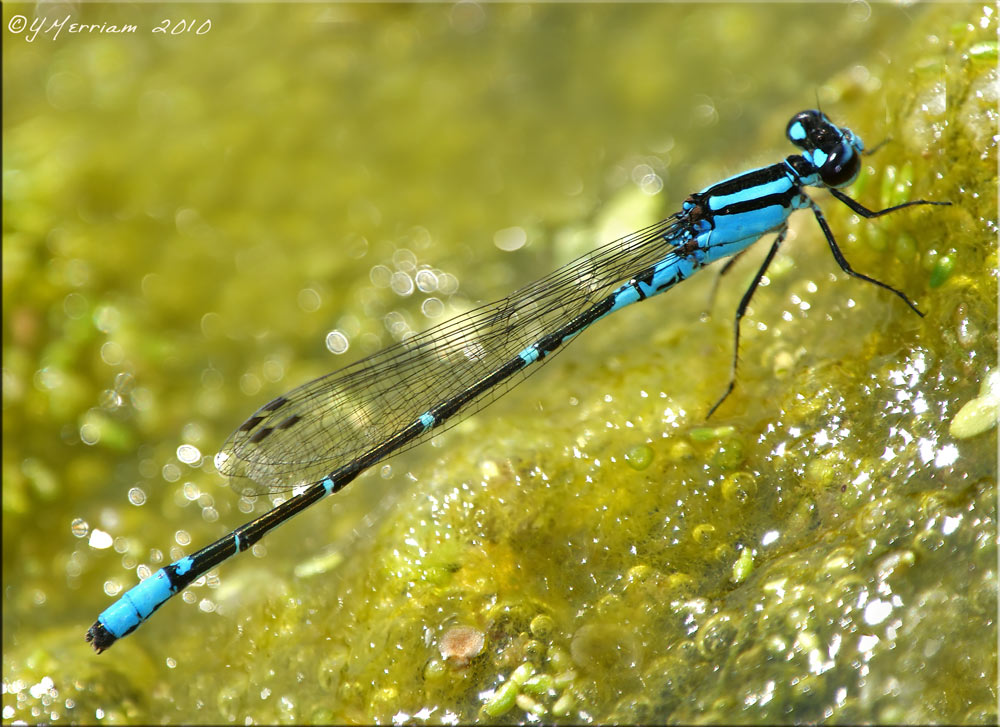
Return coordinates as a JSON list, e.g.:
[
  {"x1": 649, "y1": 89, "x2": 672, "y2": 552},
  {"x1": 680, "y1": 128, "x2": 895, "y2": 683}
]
[
  {"x1": 829, "y1": 187, "x2": 951, "y2": 219},
  {"x1": 808, "y1": 199, "x2": 924, "y2": 317},
  {"x1": 705, "y1": 248, "x2": 749, "y2": 316},
  {"x1": 862, "y1": 138, "x2": 889, "y2": 156},
  {"x1": 716, "y1": 249, "x2": 748, "y2": 279},
  {"x1": 706, "y1": 227, "x2": 788, "y2": 419}
]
